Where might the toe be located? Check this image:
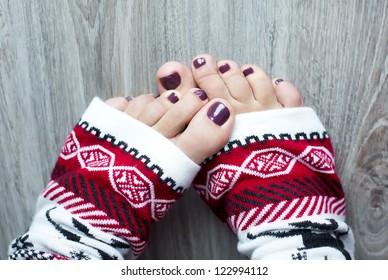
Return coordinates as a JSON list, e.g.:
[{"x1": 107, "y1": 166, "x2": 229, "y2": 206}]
[
  {"x1": 138, "y1": 91, "x2": 183, "y2": 126},
  {"x1": 217, "y1": 60, "x2": 253, "y2": 102},
  {"x1": 241, "y1": 64, "x2": 281, "y2": 109},
  {"x1": 156, "y1": 61, "x2": 196, "y2": 93},
  {"x1": 175, "y1": 98, "x2": 235, "y2": 164},
  {"x1": 272, "y1": 78, "x2": 303, "y2": 108},
  {"x1": 152, "y1": 88, "x2": 209, "y2": 138},
  {"x1": 105, "y1": 97, "x2": 130, "y2": 111},
  {"x1": 124, "y1": 94, "x2": 156, "y2": 119},
  {"x1": 191, "y1": 54, "x2": 231, "y2": 101}
]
